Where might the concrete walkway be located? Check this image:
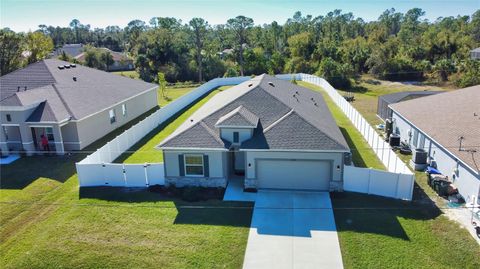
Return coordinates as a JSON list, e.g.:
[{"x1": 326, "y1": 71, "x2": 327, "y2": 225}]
[
  {"x1": 243, "y1": 190, "x2": 343, "y2": 269},
  {"x1": 223, "y1": 177, "x2": 257, "y2": 202}
]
